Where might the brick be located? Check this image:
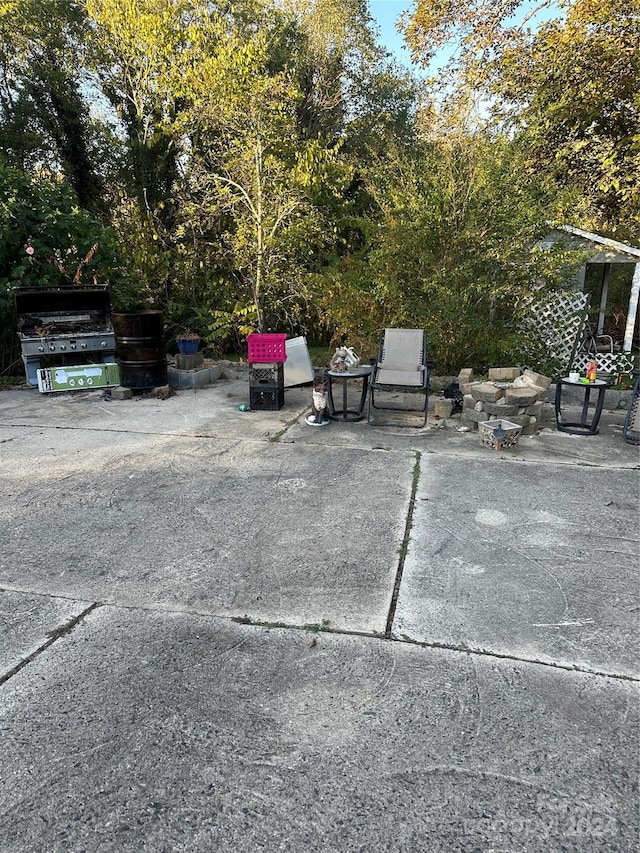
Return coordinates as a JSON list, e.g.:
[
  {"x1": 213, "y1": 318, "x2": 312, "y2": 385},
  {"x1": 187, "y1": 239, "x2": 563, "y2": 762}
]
[
  {"x1": 458, "y1": 368, "x2": 474, "y2": 384},
  {"x1": 511, "y1": 377, "x2": 547, "y2": 401},
  {"x1": 532, "y1": 385, "x2": 548, "y2": 402},
  {"x1": 505, "y1": 387, "x2": 538, "y2": 406},
  {"x1": 471, "y1": 382, "x2": 505, "y2": 403},
  {"x1": 110, "y1": 386, "x2": 133, "y2": 400},
  {"x1": 487, "y1": 367, "x2": 520, "y2": 381},
  {"x1": 503, "y1": 413, "x2": 531, "y2": 427}
]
